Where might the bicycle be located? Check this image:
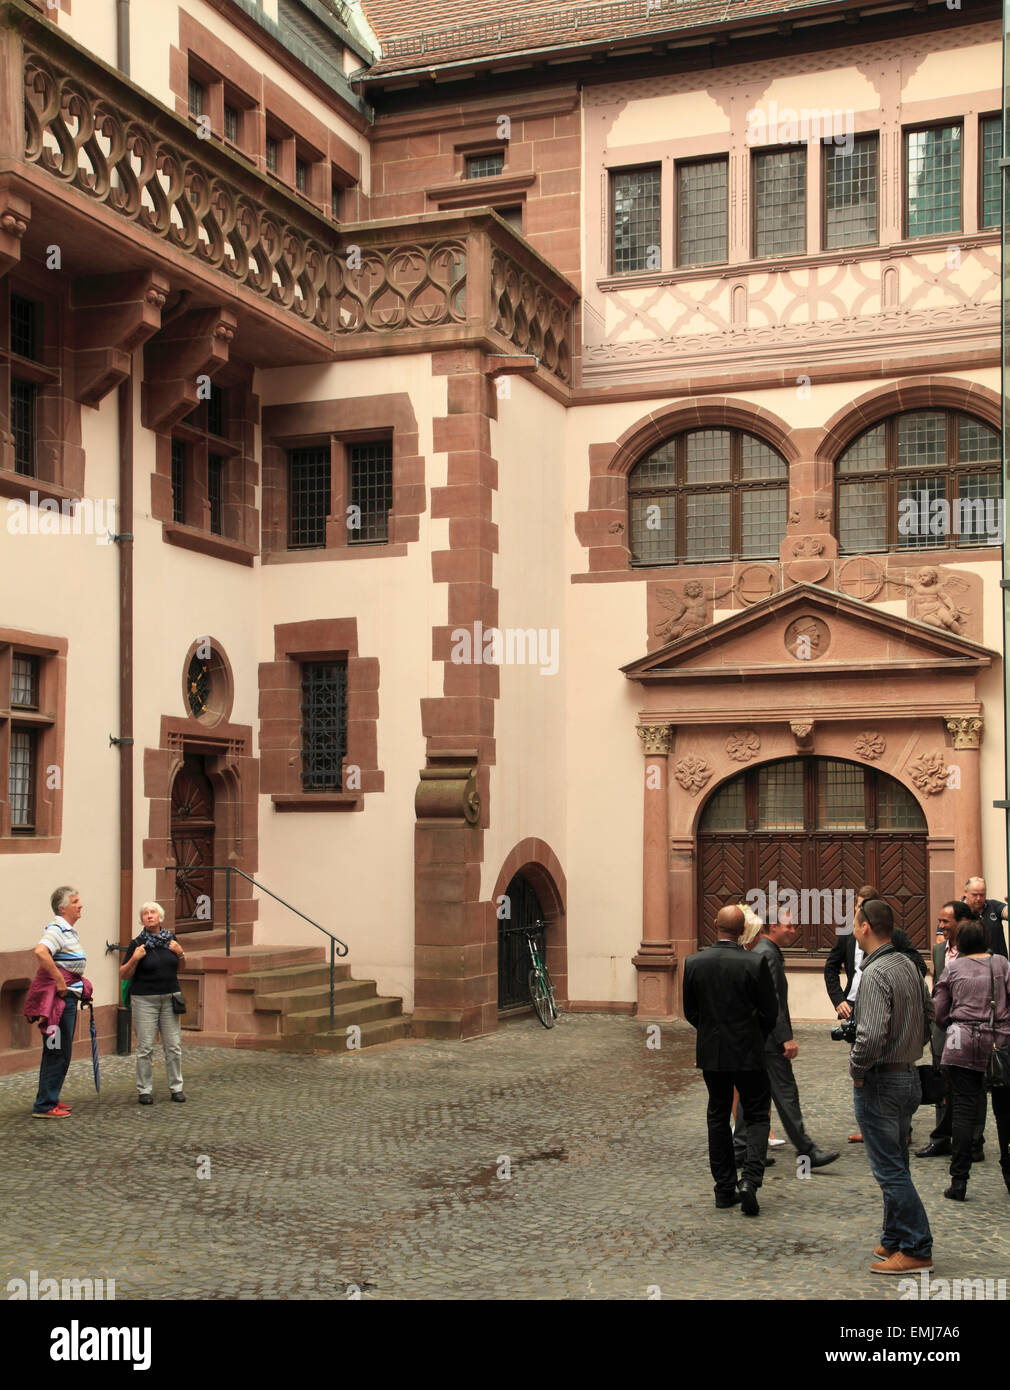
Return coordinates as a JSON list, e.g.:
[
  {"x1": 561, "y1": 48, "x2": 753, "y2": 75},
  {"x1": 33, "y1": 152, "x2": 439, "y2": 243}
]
[{"x1": 523, "y1": 919, "x2": 559, "y2": 1029}]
